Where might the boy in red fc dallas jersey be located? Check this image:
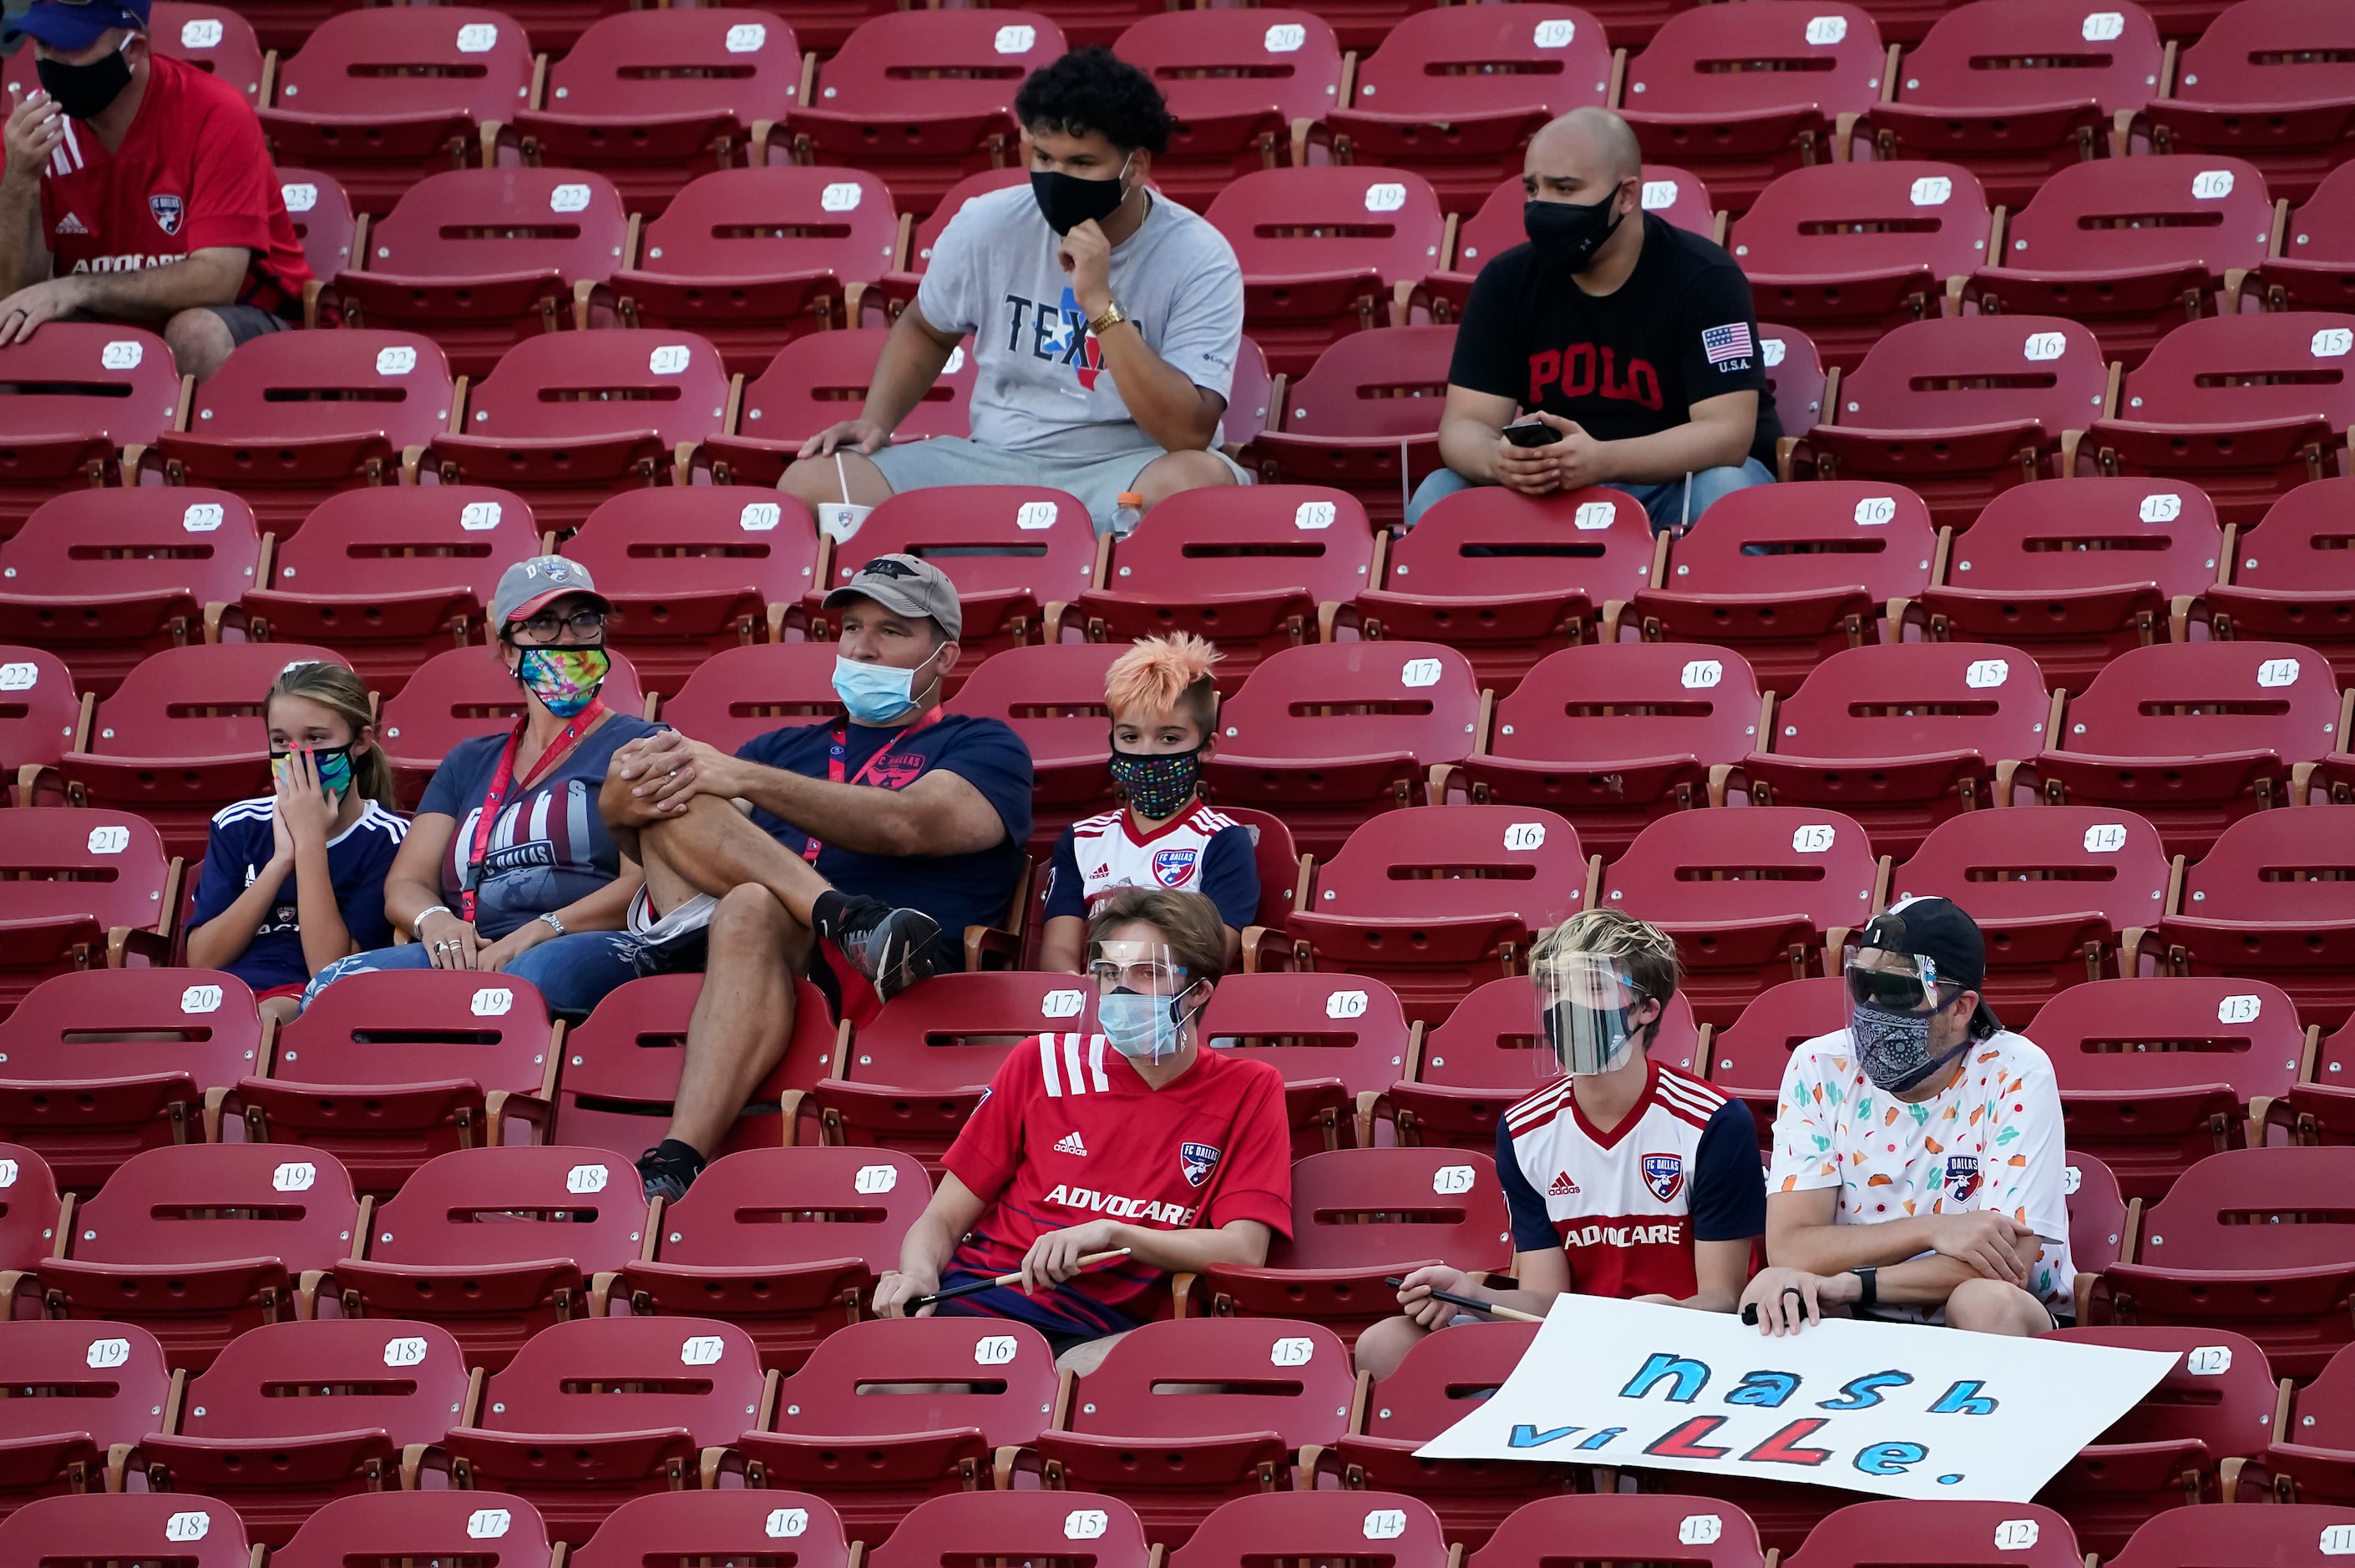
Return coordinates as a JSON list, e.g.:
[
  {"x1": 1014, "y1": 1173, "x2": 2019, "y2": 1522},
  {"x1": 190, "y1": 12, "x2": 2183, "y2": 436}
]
[{"x1": 874, "y1": 888, "x2": 1292, "y2": 1371}]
